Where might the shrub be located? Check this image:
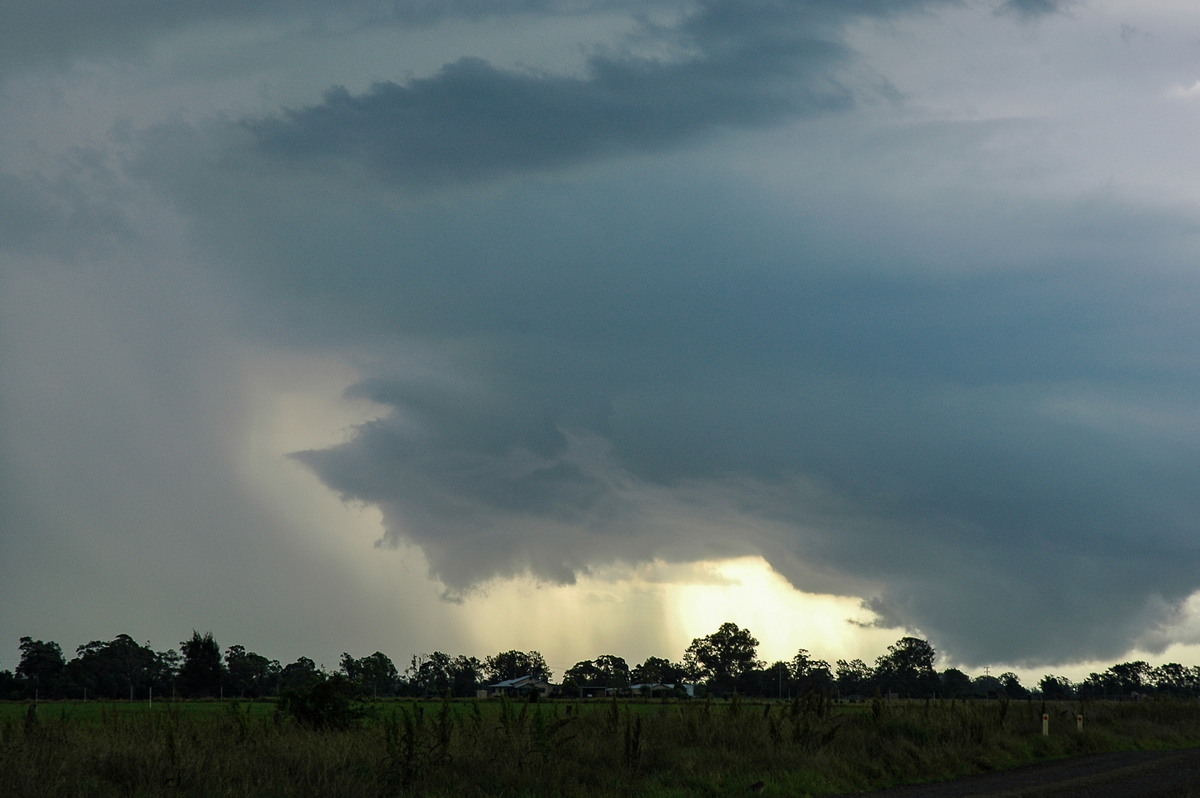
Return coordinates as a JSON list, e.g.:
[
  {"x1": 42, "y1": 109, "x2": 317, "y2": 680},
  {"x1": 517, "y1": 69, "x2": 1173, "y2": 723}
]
[{"x1": 278, "y1": 673, "x2": 367, "y2": 730}]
